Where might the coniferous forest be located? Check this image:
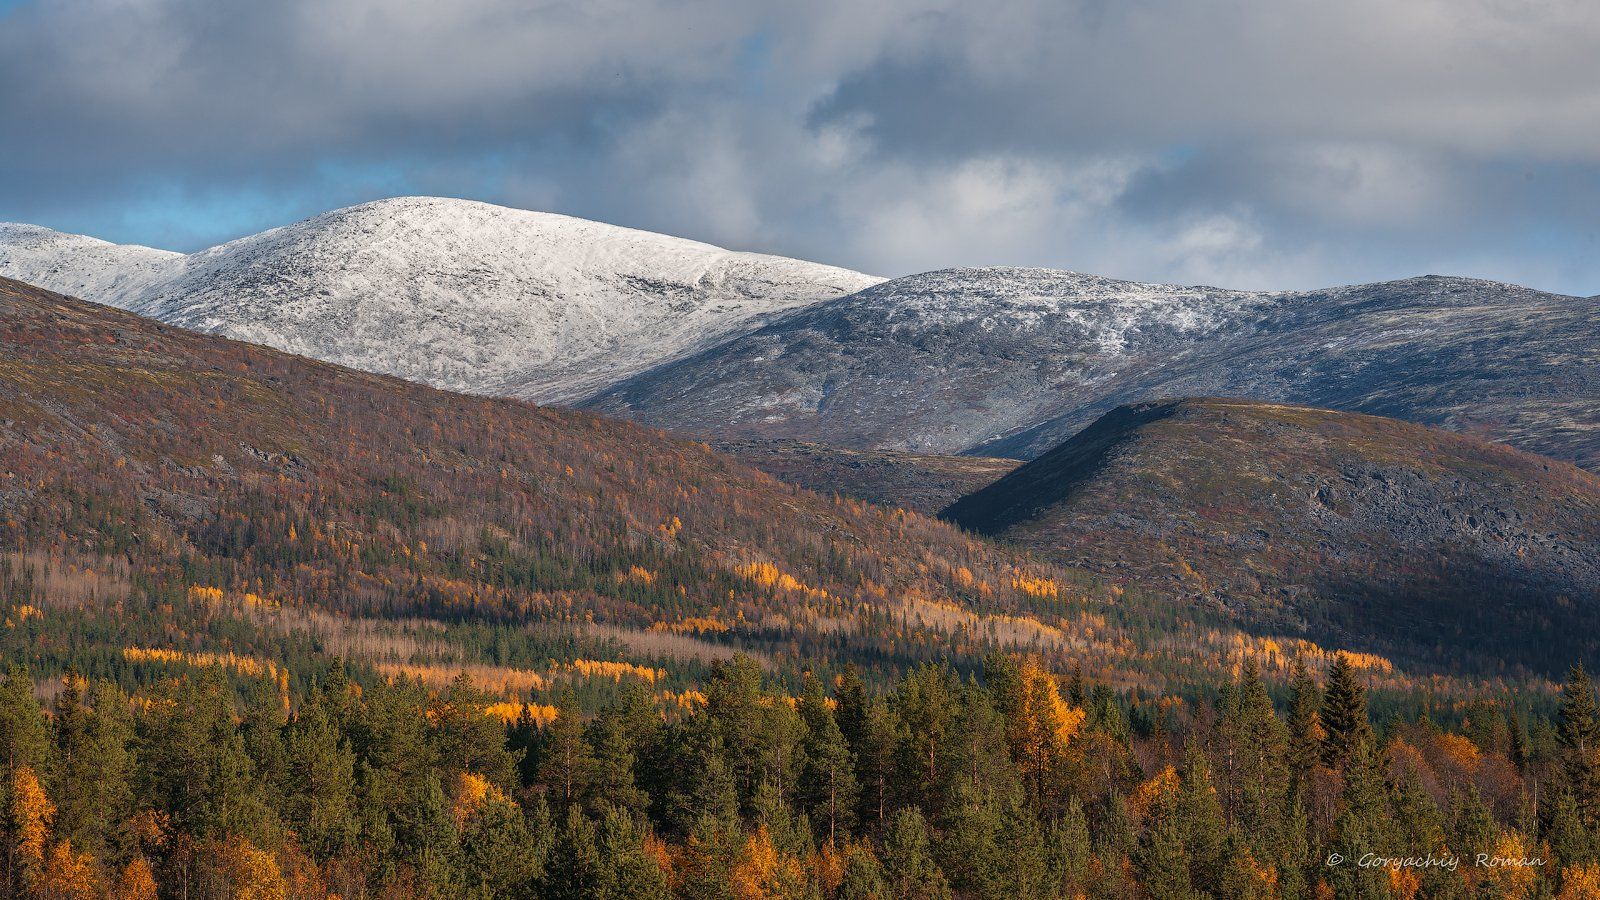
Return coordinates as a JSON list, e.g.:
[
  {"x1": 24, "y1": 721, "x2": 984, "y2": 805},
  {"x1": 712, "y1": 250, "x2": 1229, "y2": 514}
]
[{"x1": 1, "y1": 650, "x2": 1598, "y2": 899}]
